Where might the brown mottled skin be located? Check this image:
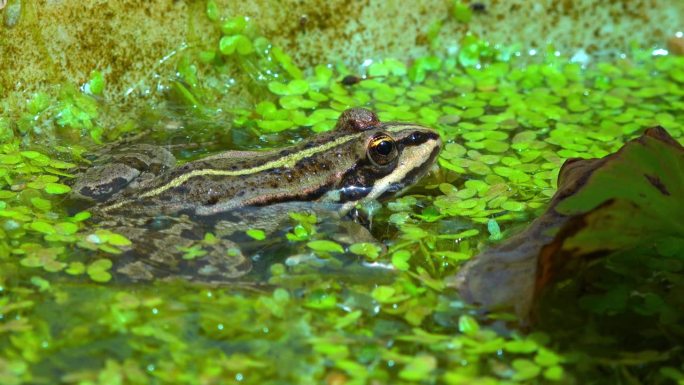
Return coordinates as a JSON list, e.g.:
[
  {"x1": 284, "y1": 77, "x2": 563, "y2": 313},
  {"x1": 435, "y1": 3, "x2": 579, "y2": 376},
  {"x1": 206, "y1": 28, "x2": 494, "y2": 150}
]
[
  {"x1": 88, "y1": 108, "x2": 441, "y2": 218},
  {"x1": 68, "y1": 108, "x2": 441, "y2": 282}
]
